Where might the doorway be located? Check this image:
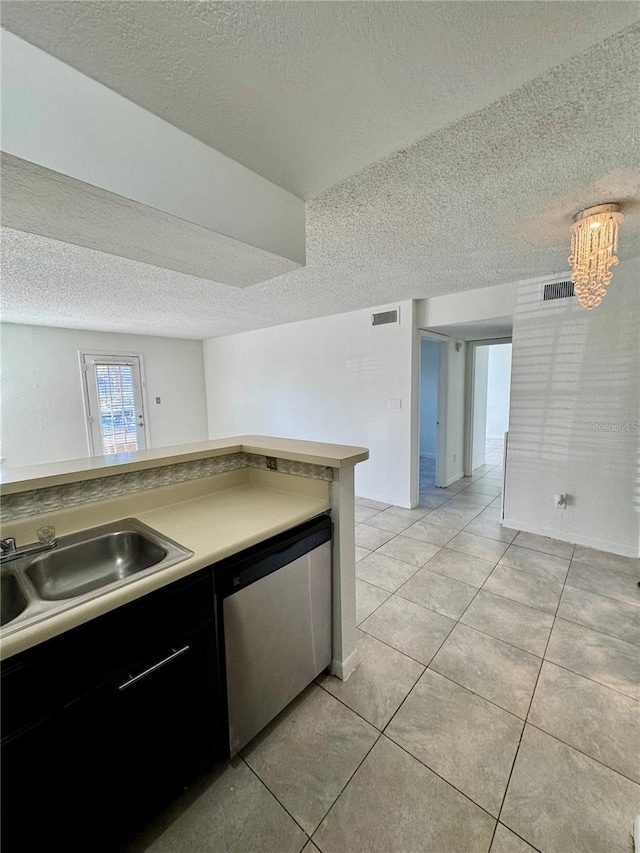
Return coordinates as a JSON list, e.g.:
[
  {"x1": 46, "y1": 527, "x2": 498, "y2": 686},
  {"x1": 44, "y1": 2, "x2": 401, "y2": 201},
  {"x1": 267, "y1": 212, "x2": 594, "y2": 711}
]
[
  {"x1": 81, "y1": 352, "x2": 148, "y2": 456},
  {"x1": 419, "y1": 335, "x2": 447, "y2": 490},
  {"x1": 465, "y1": 340, "x2": 512, "y2": 475}
]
